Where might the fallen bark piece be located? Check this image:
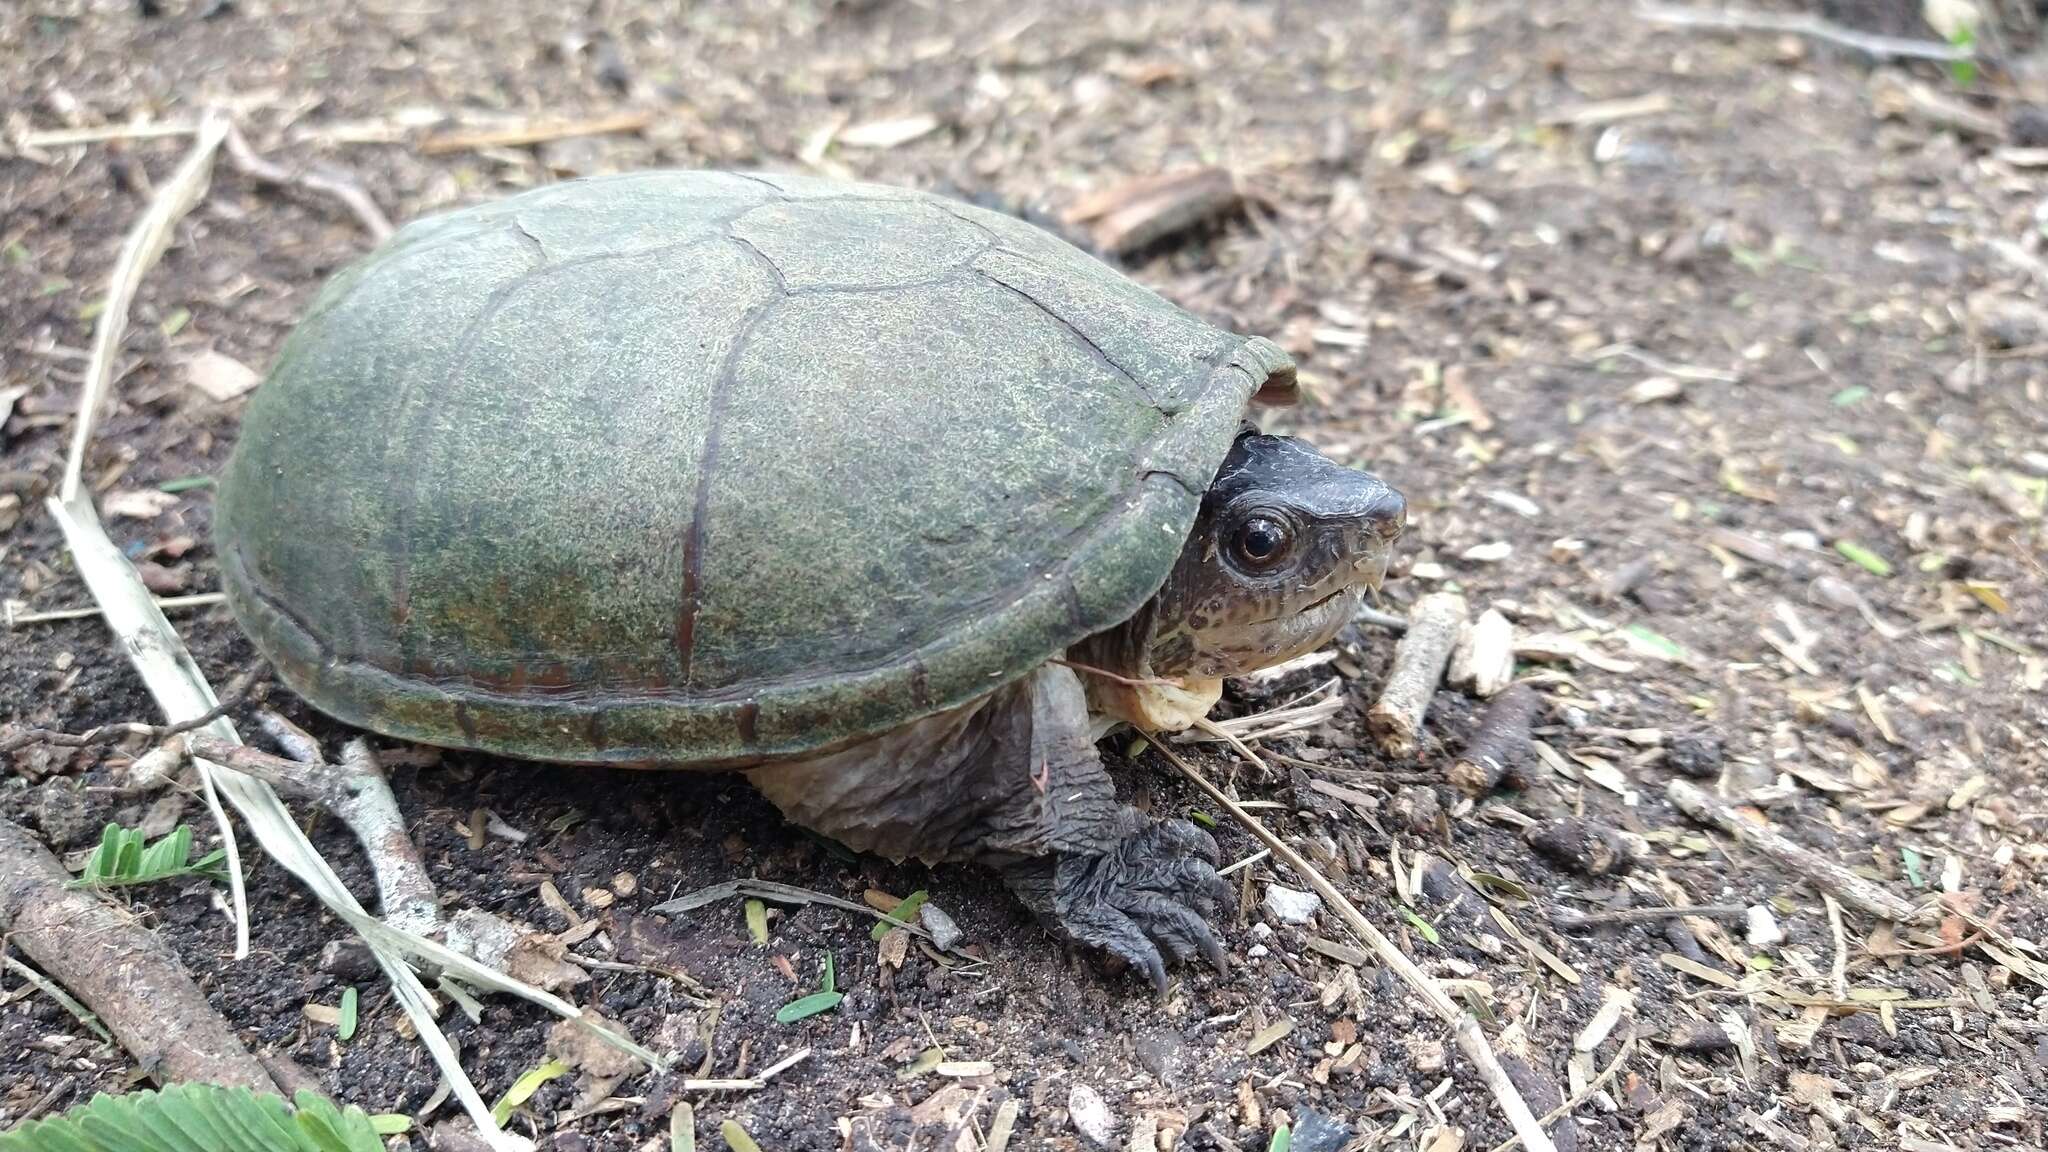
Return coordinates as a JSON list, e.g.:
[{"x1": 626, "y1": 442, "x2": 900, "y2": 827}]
[
  {"x1": 0, "y1": 816, "x2": 278, "y2": 1092},
  {"x1": 1063, "y1": 167, "x2": 1244, "y2": 256},
  {"x1": 1665, "y1": 780, "x2": 1924, "y2": 923},
  {"x1": 1449, "y1": 608, "x2": 1517, "y2": 698},
  {"x1": 1368, "y1": 592, "x2": 1468, "y2": 756},
  {"x1": 1449, "y1": 683, "x2": 1543, "y2": 796}
]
